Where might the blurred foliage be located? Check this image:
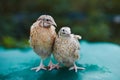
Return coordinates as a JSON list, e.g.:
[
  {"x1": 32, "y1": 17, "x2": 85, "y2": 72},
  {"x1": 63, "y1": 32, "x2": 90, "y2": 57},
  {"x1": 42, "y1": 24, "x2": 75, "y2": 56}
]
[
  {"x1": 1, "y1": 36, "x2": 29, "y2": 49},
  {"x1": 0, "y1": 0, "x2": 120, "y2": 48}
]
